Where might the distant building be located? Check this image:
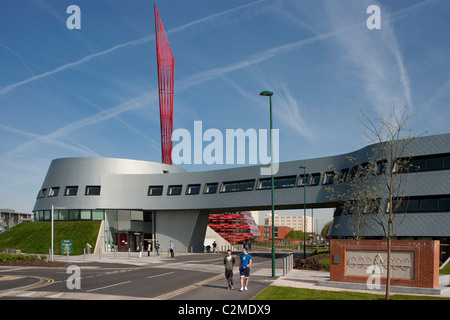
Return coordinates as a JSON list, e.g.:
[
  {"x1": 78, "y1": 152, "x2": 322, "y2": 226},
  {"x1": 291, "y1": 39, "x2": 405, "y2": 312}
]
[
  {"x1": 257, "y1": 225, "x2": 294, "y2": 244},
  {"x1": 250, "y1": 211, "x2": 260, "y2": 226},
  {"x1": 264, "y1": 213, "x2": 314, "y2": 232},
  {"x1": 0, "y1": 209, "x2": 33, "y2": 233}
]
